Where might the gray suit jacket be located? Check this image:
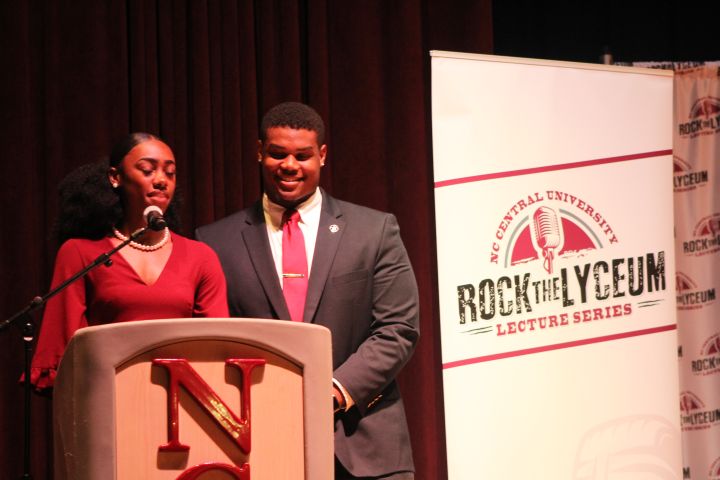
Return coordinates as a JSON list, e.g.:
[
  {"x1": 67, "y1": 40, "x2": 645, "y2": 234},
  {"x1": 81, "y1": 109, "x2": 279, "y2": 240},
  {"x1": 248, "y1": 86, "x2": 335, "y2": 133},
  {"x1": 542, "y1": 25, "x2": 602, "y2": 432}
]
[{"x1": 196, "y1": 191, "x2": 419, "y2": 477}]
